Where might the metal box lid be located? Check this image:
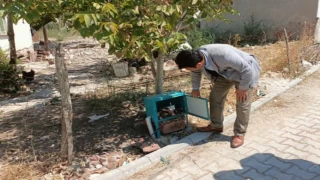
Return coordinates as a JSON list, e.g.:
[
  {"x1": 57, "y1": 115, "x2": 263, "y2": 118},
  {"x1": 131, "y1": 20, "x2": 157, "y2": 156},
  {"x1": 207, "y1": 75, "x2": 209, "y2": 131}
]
[{"x1": 186, "y1": 96, "x2": 210, "y2": 120}]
